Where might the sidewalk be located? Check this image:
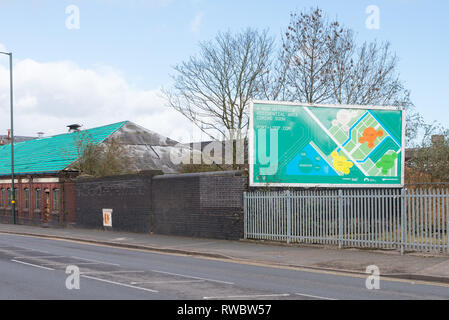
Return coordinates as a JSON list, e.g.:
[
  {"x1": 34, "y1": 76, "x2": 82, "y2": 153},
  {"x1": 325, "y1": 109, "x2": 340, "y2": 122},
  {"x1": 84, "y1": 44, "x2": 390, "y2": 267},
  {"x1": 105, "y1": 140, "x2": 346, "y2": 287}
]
[{"x1": 1, "y1": 223, "x2": 449, "y2": 283}]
